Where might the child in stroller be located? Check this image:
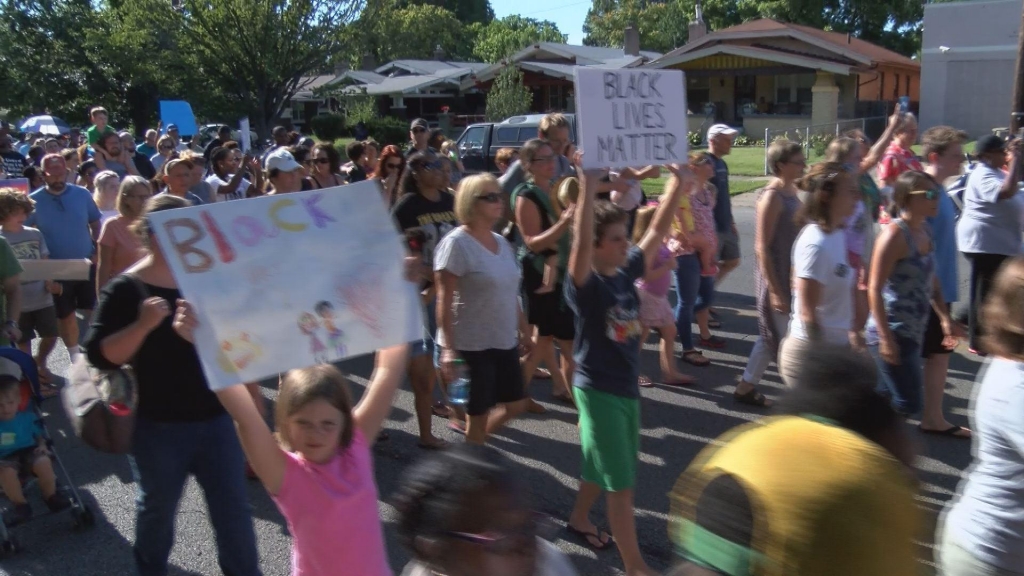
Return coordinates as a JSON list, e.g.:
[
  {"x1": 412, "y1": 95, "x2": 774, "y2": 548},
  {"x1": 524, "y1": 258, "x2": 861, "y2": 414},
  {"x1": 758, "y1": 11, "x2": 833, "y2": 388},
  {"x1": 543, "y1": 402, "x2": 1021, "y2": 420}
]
[{"x1": 0, "y1": 356, "x2": 69, "y2": 526}]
